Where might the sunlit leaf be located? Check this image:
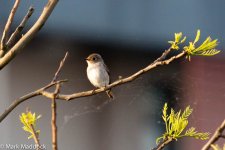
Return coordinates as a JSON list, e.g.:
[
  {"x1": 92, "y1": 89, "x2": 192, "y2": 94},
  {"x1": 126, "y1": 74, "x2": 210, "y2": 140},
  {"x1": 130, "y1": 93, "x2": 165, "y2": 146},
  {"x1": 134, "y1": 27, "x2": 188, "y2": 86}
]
[
  {"x1": 163, "y1": 103, "x2": 168, "y2": 119},
  {"x1": 185, "y1": 32, "x2": 220, "y2": 59},
  {"x1": 168, "y1": 32, "x2": 186, "y2": 50},
  {"x1": 181, "y1": 36, "x2": 187, "y2": 43},
  {"x1": 180, "y1": 30, "x2": 221, "y2": 61},
  {"x1": 175, "y1": 32, "x2": 182, "y2": 43},
  {"x1": 19, "y1": 110, "x2": 41, "y2": 141},
  {"x1": 156, "y1": 103, "x2": 210, "y2": 144},
  {"x1": 181, "y1": 106, "x2": 192, "y2": 119},
  {"x1": 211, "y1": 144, "x2": 221, "y2": 150},
  {"x1": 22, "y1": 126, "x2": 31, "y2": 133},
  {"x1": 28, "y1": 134, "x2": 34, "y2": 140},
  {"x1": 194, "y1": 30, "x2": 200, "y2": 44}
]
